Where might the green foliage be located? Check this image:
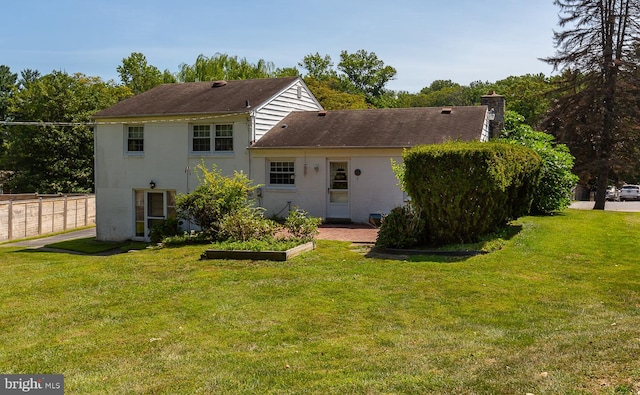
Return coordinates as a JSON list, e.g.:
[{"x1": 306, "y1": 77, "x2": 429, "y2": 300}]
[
  {"x1": 175, "y1": 163, "x2": 259, "y2": 240},
  {"x1": 337, "y1": 49, "x2": 397, "y2": 101},
  {"x1": 303, "y1": 77, "x2": 369, "y2": 110},
  {"x1": 299, "y1": 53, "x2": 337, "y2": 81},
  {"x1": 284, "y1": 207, "x2": 322, "y2": 241},
  {"x1": 375, "y1": 203, "x2": 427, "y2": 248},
  {"x1": 500, "y1": 111, "x2": 579, "y2": 214},
  {"x1": 403, "y1": 141, "x2": 541, "y2": 245},
  {"x1": 148, "y1": 217, "x2": 183, "y2": 244},
  {"x1": 176, "y1": 53, "x2": 275, "y2": 82},
  {"x1": 490, "y1": 74, "x2": 552, "y2": 128},
  {"x1": 117, "y1": 52, "x2": 165, "y2": 95},
  {"x1": 4, "y1": 71, "x2": 132, "y2": 193},
  {"x1": 218, "y1": 206, "x2": 279, "y2": 242},
  {"x1": 390, "y1": 157, "x2": 406, "y2": 192}
]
